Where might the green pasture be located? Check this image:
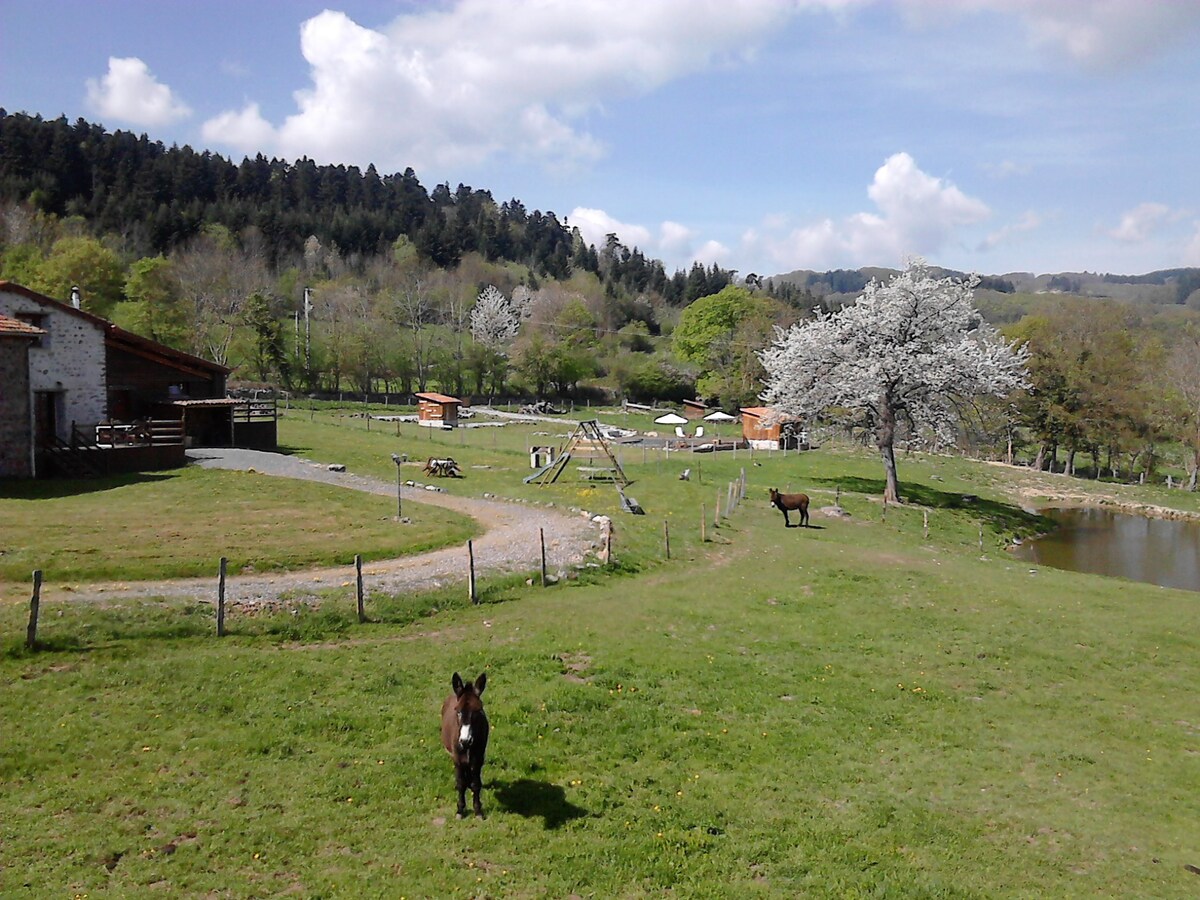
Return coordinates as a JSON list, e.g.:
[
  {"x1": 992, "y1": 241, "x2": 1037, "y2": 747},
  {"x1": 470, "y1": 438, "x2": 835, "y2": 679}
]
[
  {"x1": 0, "y1": 464, "x2": 477, "y2": 591},
  {"x1": 1, "y1": 412, "x2": 1198, "y2": 896}
]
